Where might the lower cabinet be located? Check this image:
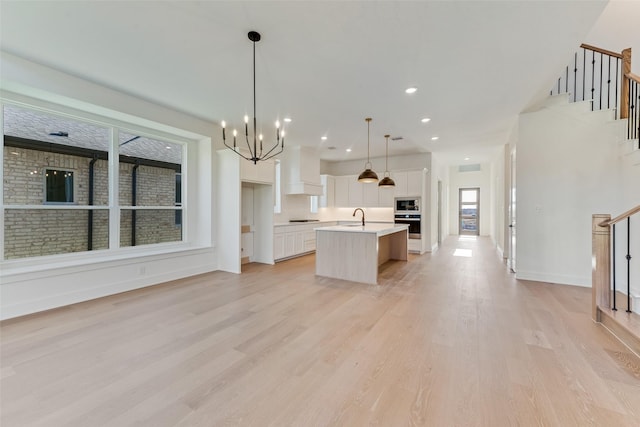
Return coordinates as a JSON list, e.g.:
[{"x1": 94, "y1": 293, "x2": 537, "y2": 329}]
[
  {"x1": 273, "y1": 234, "x2": 285, "y2": 260},
  {"x1": 274, "y1": 222, "x2": 336, "y2": 261}
]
